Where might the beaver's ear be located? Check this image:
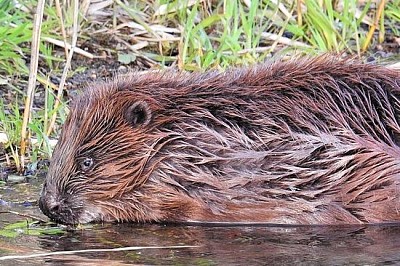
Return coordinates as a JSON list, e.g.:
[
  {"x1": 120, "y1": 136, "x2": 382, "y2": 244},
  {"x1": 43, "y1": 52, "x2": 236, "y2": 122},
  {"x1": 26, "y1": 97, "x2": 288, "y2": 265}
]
[{"x1": 124, "y1": 101, "x2": 152, "y2": 127}]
